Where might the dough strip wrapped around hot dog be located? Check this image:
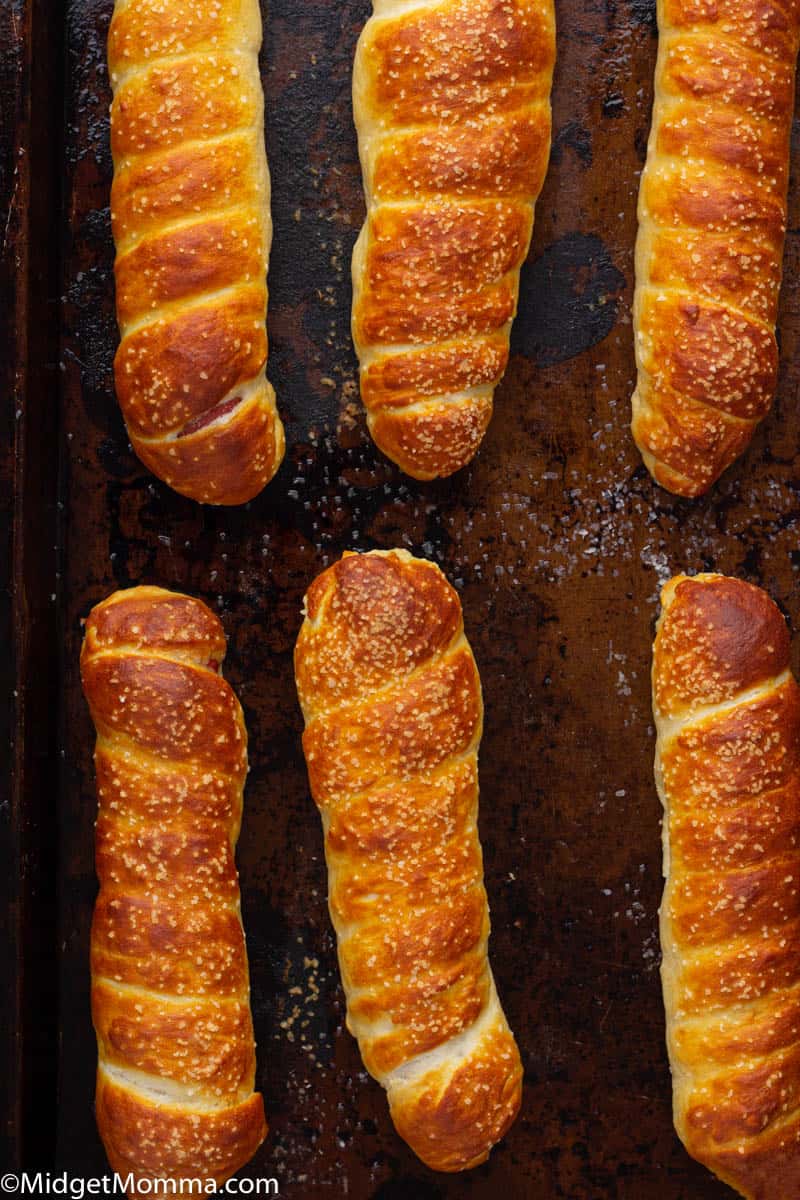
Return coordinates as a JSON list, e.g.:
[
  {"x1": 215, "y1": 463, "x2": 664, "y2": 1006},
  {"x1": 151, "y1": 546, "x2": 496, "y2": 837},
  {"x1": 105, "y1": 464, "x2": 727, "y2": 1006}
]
[
  {"x1": 352, "y1": 0, "x2": 556, "y2": 479},
  {"x1": 653, "y1": 573, "x2": 800, "y2": 1197},
  {"x1": 295, "y1": 549, "x2": 522, "y2": 1171},
  {"x1": 108, "y1": 0, "x2": 284, "y2": 504},
  {"x1": 81, "y1": 586, "x2": 266, "y2": 1192},
  {"x1": 632, "y1": 0, "x2": 800, "y2": 495}
]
